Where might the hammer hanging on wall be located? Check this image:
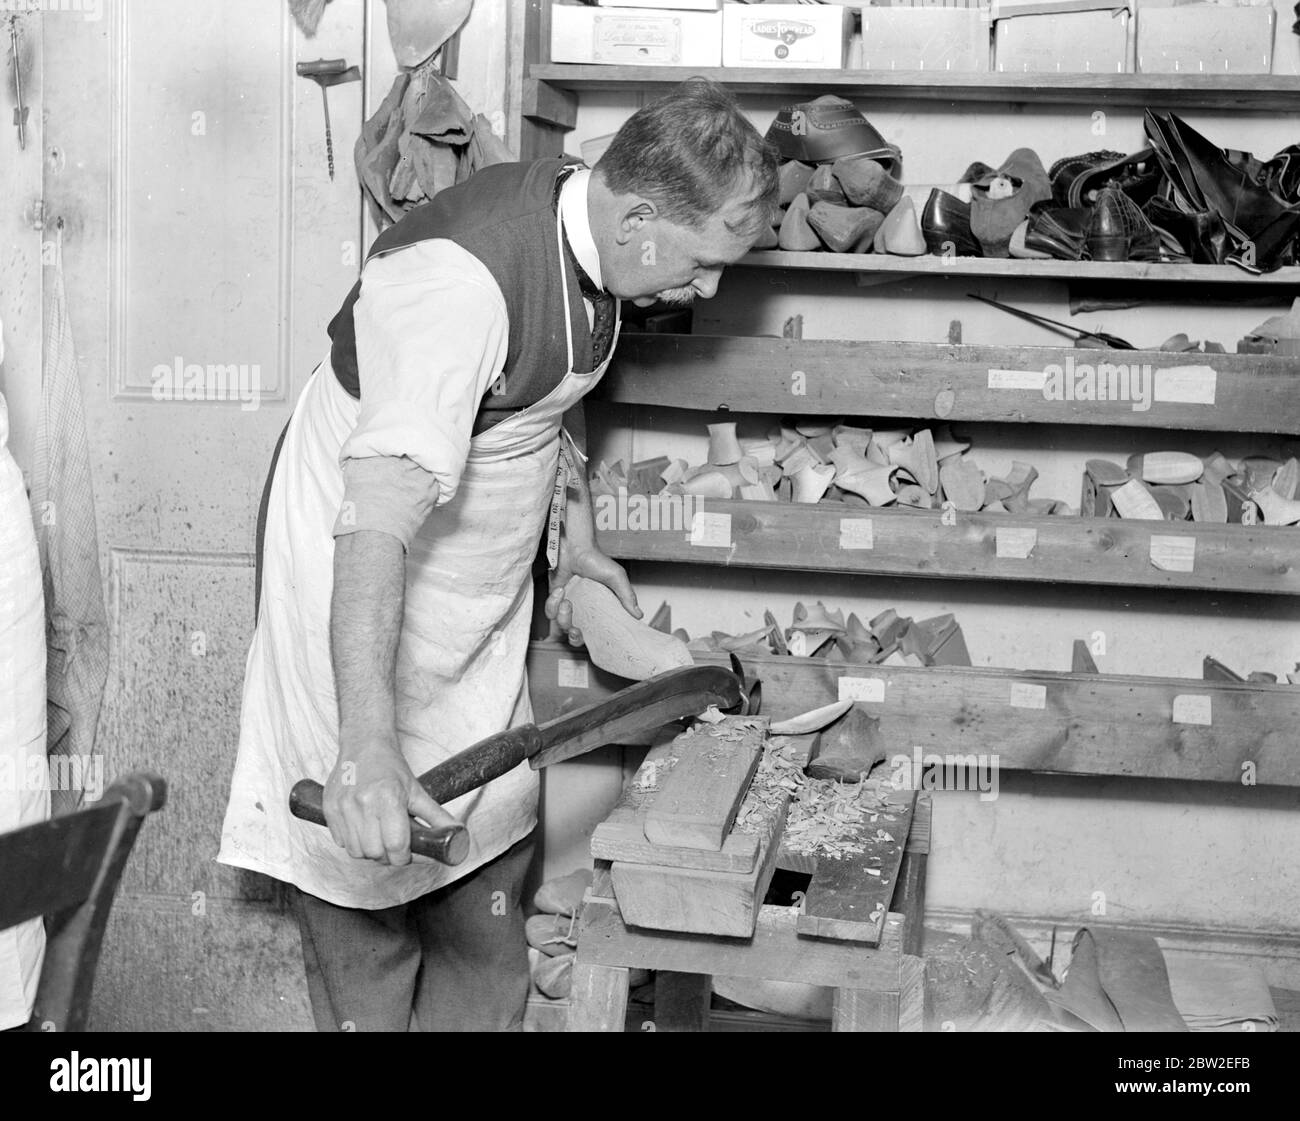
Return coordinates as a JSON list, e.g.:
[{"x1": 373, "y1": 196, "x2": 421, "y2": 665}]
[{"x1": 296, "y1": 57, "x2": 361, "y2": 179}]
